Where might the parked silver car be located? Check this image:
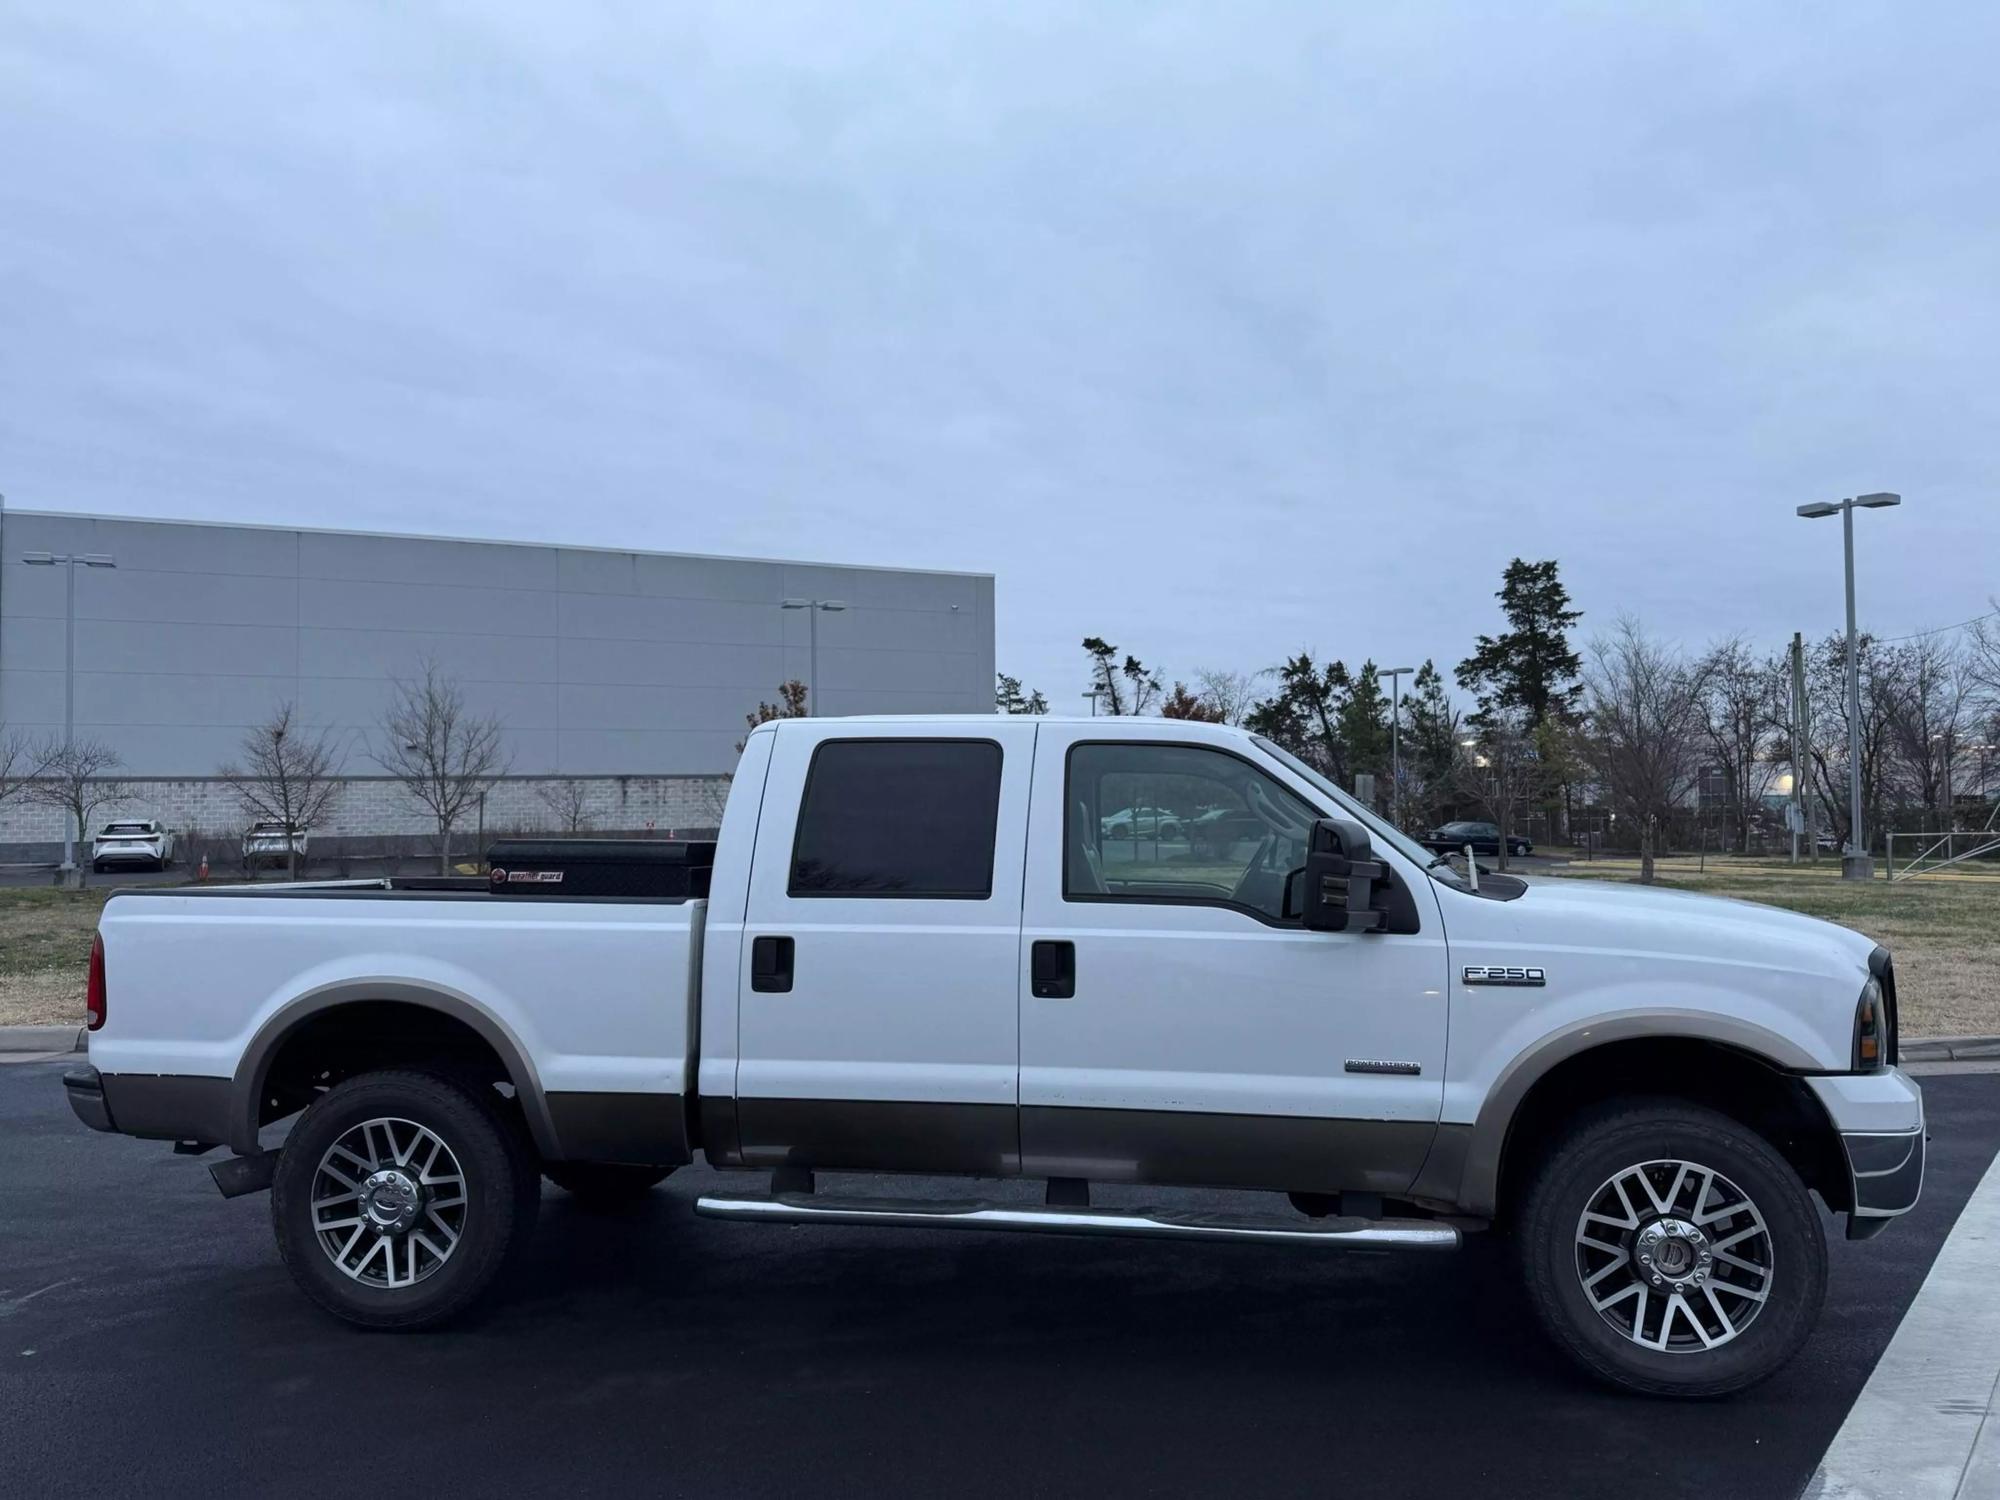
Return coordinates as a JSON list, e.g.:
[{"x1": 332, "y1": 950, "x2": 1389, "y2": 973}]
[{"x1": 91, "y1": 819, "x2": 175, "y2": 872}]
